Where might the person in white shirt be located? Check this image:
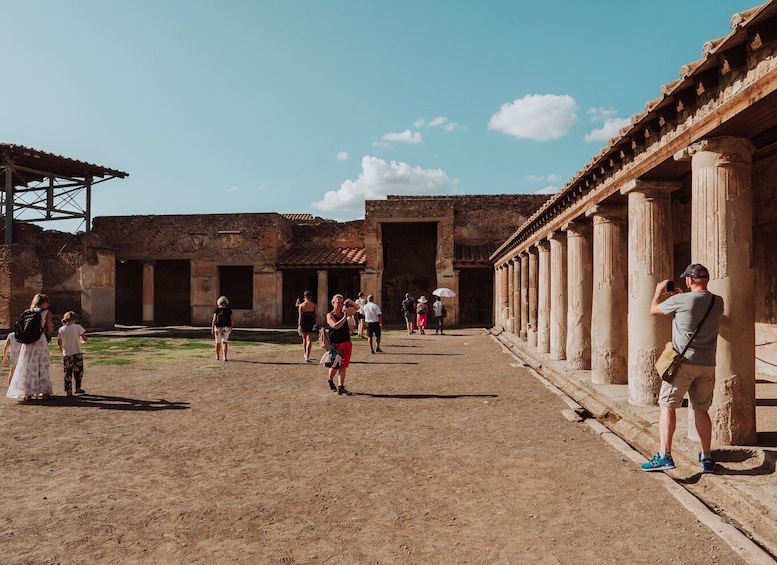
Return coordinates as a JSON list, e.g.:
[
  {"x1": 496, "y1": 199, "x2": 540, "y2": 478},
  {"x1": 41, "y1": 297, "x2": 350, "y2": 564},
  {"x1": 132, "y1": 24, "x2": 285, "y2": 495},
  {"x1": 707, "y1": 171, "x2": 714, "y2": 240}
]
[
  {"x1": 57, "y1": 311, "x2": 88, "y2": 397},
  {"x1": 361, "y1": 295, "x2": 384, "y2": 354}
]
